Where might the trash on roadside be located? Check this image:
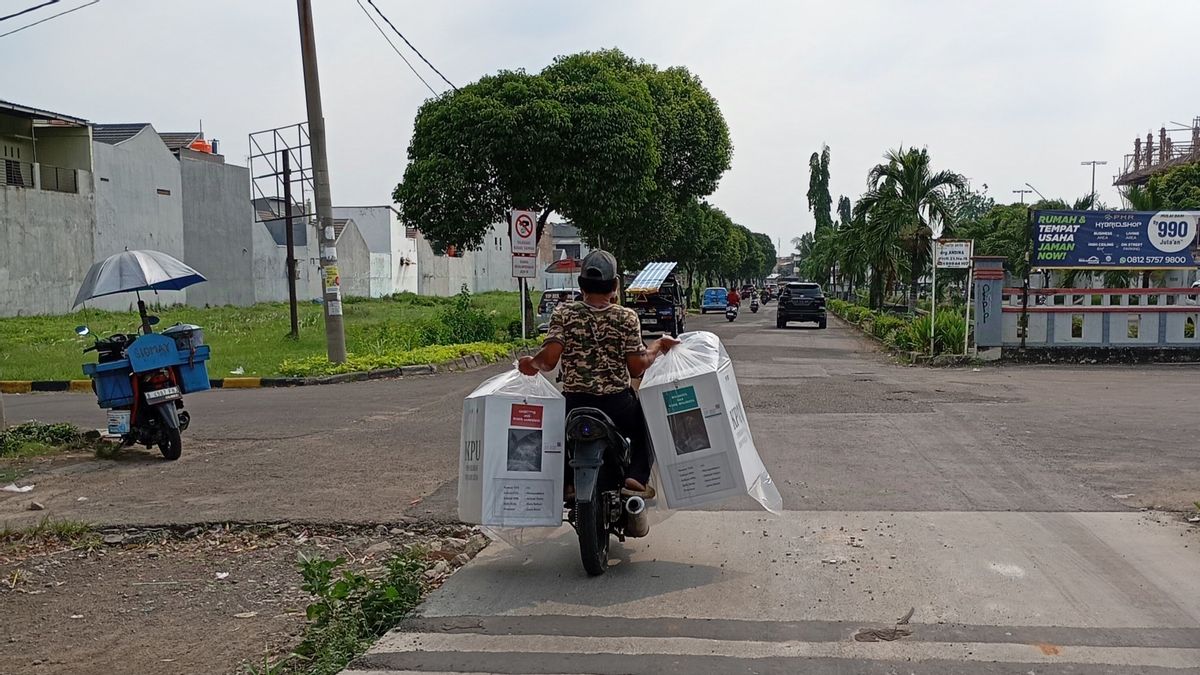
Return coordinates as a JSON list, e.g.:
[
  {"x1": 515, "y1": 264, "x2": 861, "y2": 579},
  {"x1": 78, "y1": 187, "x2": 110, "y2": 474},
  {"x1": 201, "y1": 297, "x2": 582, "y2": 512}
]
[
  {"x1": 215, "y1": 572, "x2": 229, "y2": 580},
  {"x1": 640, "y1": 331, "x2": 782, "y2": 513},
  {"x1": 28, "y1": 501, "x2": 45, "y2": 511},
  {"x1": 230, "y1": 366, "x2": 245, "y2": 375},
  {"x1": 2, "y1": 484, "x2": 34, "y2": 493},
  {"x1": 233, "y1": 611, "x2": 257, "y2": 619},
  {"x1": 458, "y1": 367, "x2": 565, "y2": 527},
  {"x1": 1187, "y1": 516, "x2": 1200, "y2": 523}
]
